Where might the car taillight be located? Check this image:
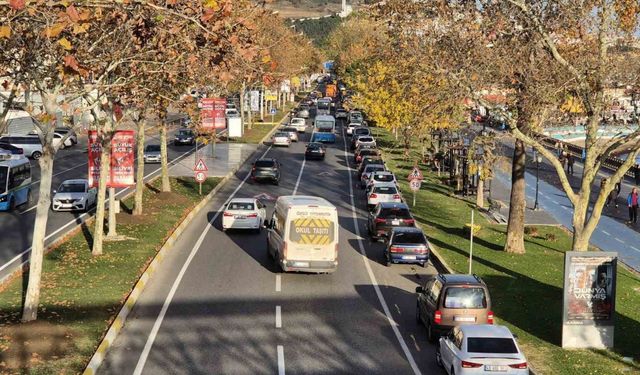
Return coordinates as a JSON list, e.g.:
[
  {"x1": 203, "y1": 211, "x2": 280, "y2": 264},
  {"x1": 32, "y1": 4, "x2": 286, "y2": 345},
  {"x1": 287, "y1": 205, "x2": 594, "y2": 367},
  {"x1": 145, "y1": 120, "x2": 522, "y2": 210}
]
[
  {"x1": 488, "y1": 311, "x2": 494, "y2": 324},
  {"x1": 509, "y1": 362, "x2": 528, "y2": 369},
  {"x1": 434, "y1": 310, "x2": 442, "y2": 324},
  {"x1": 389, "y1": 246, "x2": 403, "y2": 253},
  {"x1": 252, "y1": 167, "x2": 256, "y2": 171},
  {"x1": 392, "y1": 194, "x2": 401, "y2": 199},
  {"x1": 369, "y1": 193, "x2": 378, "y2": 198},
  {"x1": 223, "y1": 212, "x2": 233, "y2": 217},
  {"x1": 404, "y1": 219, "x2": 415, "y2": 225},
  {"x1": 247, "y1": 213, "x2": 258, "y2": 218},
  {"x1": 415, "y1": 246, "x2": 427, "y2": 254},
  {"x1": 374, "y1": 218, "x2": 386, "y2": 224},
  {"x1": 461, "y1": 360, "x2": 482, "y2": 368}
]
